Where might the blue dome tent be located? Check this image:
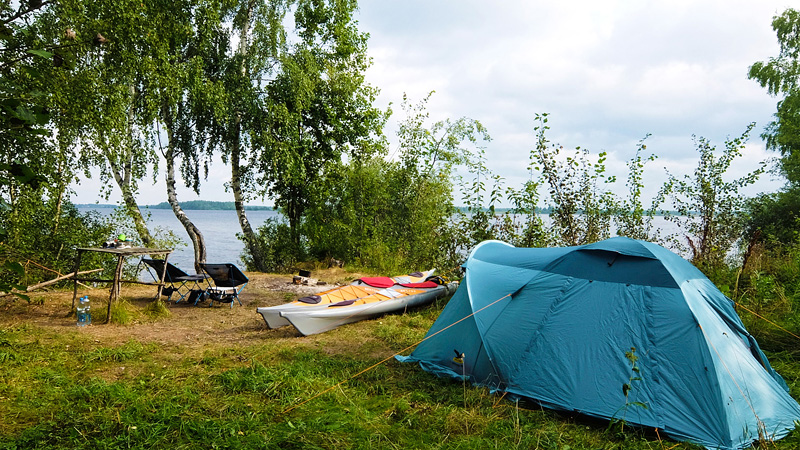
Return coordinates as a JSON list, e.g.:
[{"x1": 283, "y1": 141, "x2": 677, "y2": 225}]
[{"x1": 398, "y1": 237, "x2": 800, "y2": 449}]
